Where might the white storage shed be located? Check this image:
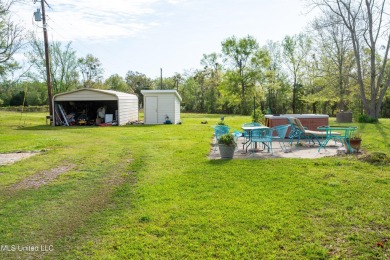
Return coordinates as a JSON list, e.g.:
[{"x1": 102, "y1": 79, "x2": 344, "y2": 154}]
[
  {"x1": 52, "y1": 89, "x2": 138, "y2": 126},
  {"x1": 141, "y1": 90, "x2": 182, "y2": 124}
]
